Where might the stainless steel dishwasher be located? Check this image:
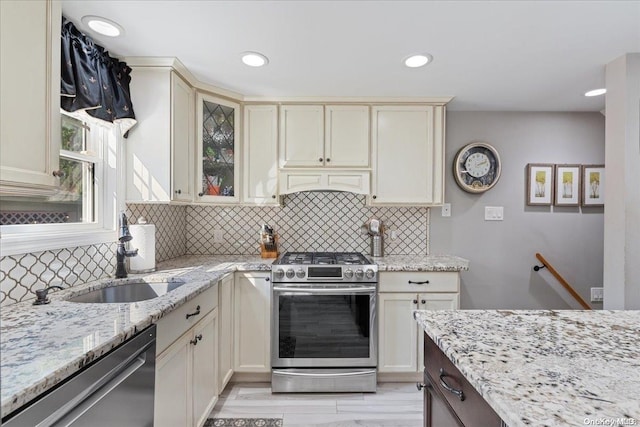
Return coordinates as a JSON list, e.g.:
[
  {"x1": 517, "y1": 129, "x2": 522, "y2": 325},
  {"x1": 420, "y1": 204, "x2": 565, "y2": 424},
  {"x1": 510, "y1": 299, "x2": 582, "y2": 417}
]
[{"x1": 2, "y1": 325, "x2": 156, "y2": 427}]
